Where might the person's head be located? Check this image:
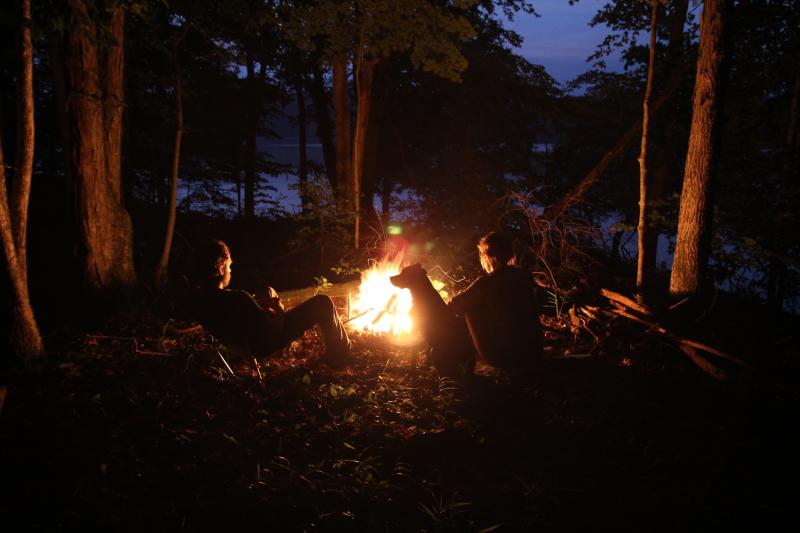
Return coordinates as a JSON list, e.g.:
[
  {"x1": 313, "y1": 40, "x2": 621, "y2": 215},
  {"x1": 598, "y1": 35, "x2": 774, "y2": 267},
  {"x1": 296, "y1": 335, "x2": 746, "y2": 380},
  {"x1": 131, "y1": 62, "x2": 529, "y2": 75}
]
[
  {"x1": 477, "y1": 231, "x2": 515, "y2": 273},
  {"x1": 197, "y1": 239, "x2": 232, "y2": 288}
]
